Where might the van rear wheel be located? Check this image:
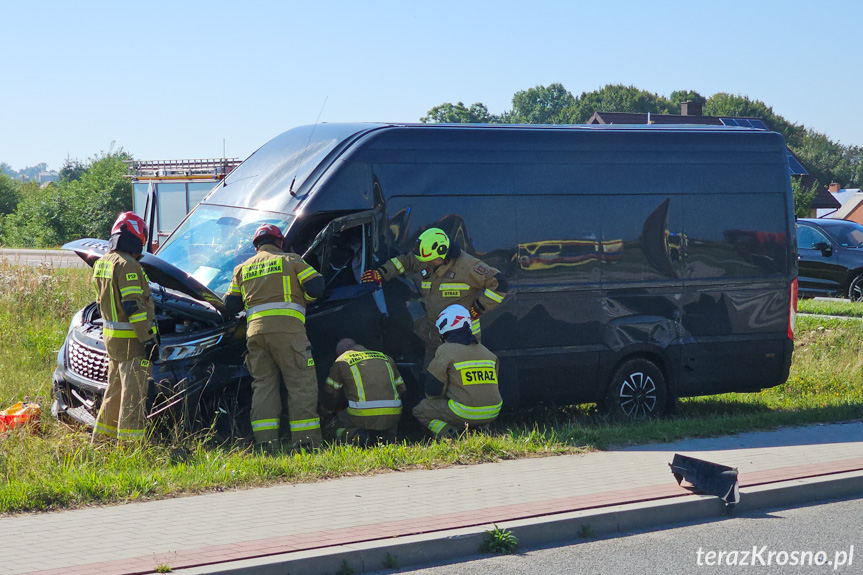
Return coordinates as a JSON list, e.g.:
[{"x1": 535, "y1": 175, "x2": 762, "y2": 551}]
[{"x1": 605, "y1": 358, "x2": 667, "y2": 419}]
